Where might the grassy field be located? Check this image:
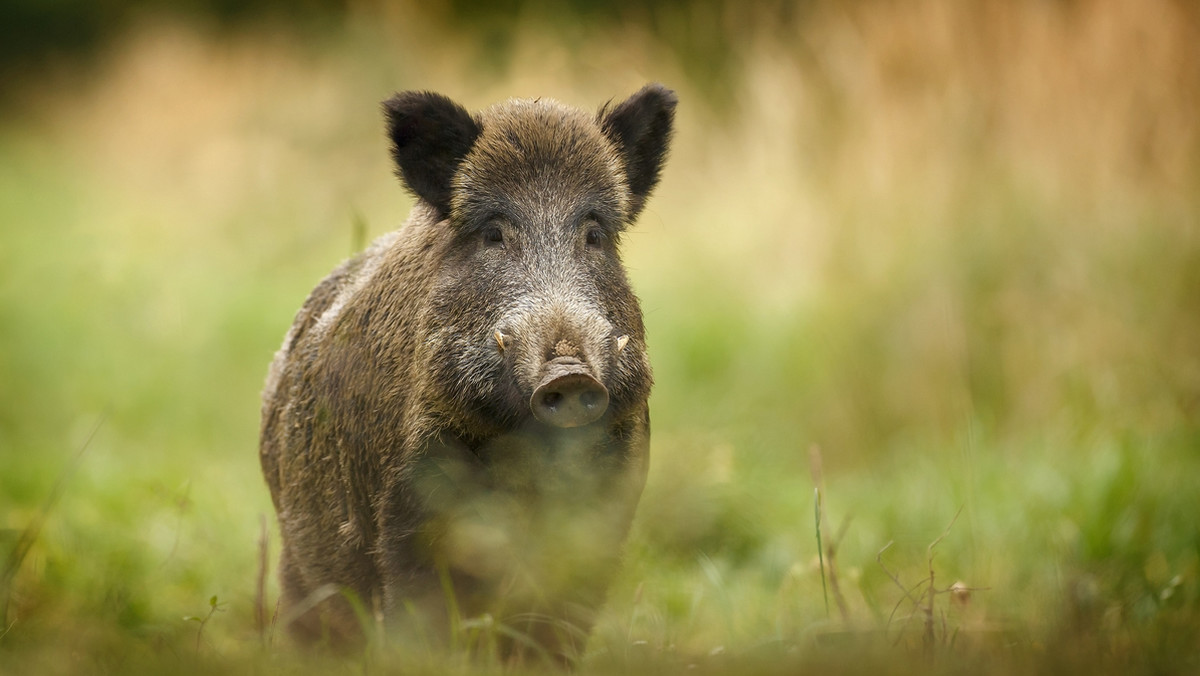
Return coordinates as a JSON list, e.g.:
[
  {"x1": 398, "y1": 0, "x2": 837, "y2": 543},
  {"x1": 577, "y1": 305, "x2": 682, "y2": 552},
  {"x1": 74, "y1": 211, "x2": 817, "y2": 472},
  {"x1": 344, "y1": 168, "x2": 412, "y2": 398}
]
[{"x1": 2, "y1": 1, "x2": 1199, "y2": 673}]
